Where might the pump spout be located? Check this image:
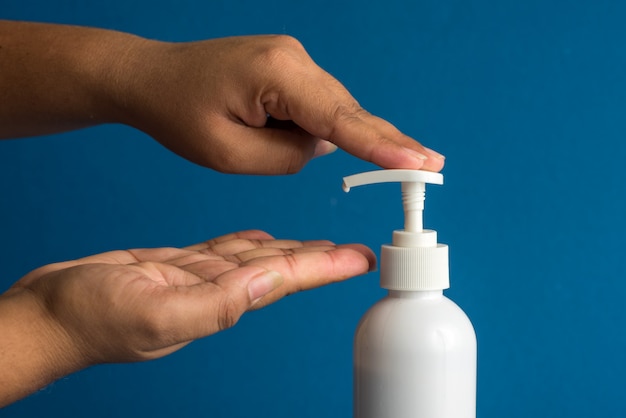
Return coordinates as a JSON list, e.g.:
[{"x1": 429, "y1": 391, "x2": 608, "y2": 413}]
[{"x1": 342, "y1": 169, "x2": 443, "y2": 234}]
